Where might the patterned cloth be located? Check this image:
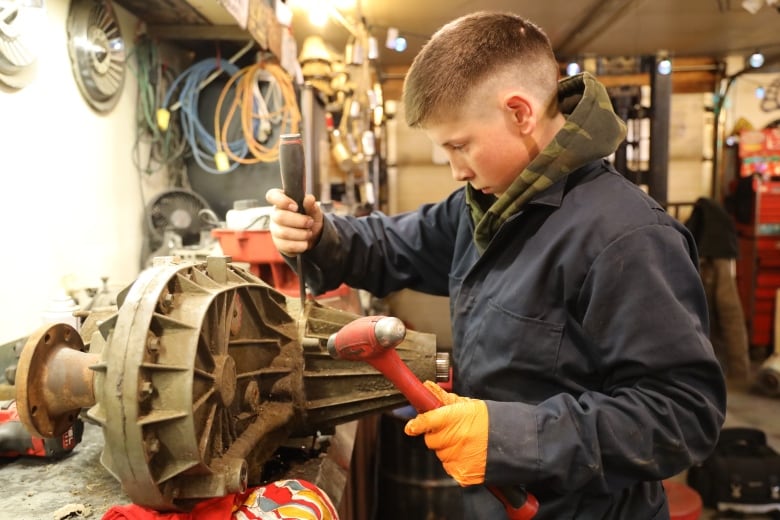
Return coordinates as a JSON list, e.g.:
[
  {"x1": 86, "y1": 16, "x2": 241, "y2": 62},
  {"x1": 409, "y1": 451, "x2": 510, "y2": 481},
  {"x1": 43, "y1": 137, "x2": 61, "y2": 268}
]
[
  {"x1": 234, "y1": 479, "x2": 338, "y2": 520},
  {"x1": 102, "y1": 479, "x2": 338, "y2": 520}
]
